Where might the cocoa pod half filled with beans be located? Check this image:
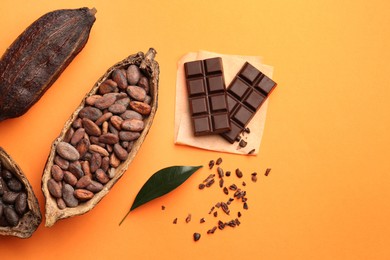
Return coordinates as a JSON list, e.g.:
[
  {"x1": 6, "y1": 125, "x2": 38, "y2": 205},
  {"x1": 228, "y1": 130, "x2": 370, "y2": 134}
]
[
  {"x1": 41, "y1": 48, "x2": 159, "y2": 227},
  {"x1": 0, "y1": 147, "x2": 42, "y2": 238},
  {"x1": 0, "y1": 7, "x2": 96, "y2": 122}
]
